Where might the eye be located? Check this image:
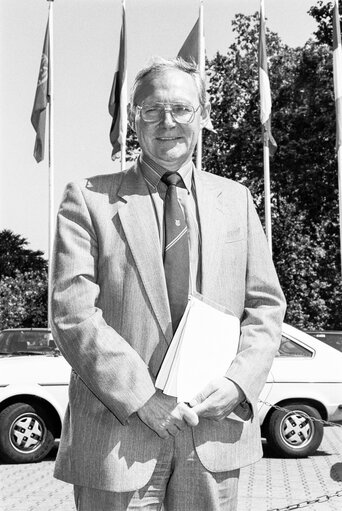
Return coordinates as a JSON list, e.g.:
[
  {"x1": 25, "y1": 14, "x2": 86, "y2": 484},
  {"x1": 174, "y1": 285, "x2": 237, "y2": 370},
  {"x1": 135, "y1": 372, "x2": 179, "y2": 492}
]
[
  {"x1": 173, "y1": 105, "x2": 192, "y2": 115},
  {"x1": 144, "y1": 106, "x2": 160, "y2": 114}
]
